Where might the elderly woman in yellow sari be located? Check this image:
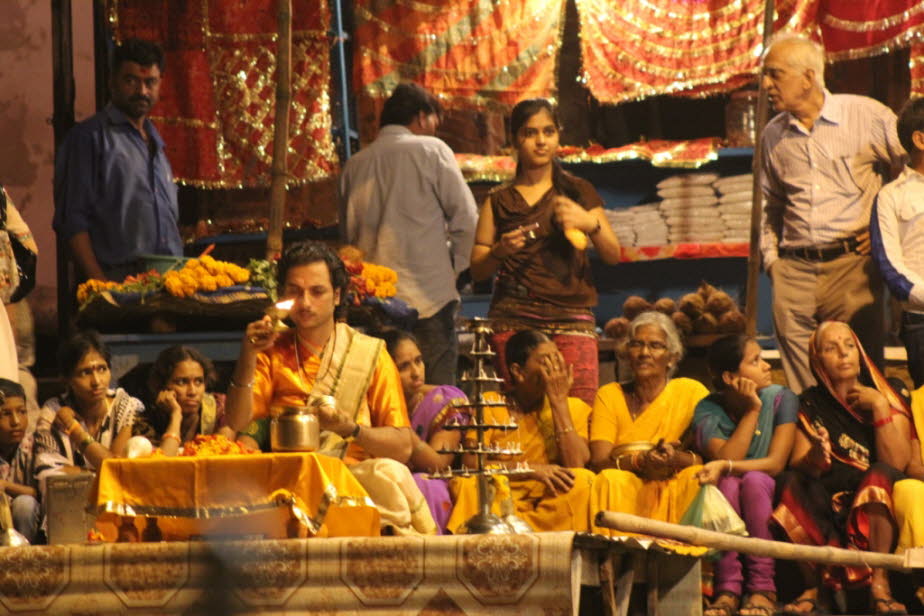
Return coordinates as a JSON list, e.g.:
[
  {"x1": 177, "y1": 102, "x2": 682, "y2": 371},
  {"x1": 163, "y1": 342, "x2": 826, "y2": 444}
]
[
  {"x1": 590, "y1": 311, "x2": 709, "y2": 535},
  {"x1": 446, "y1": 329, "x2": 595, "y2": 533}
]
